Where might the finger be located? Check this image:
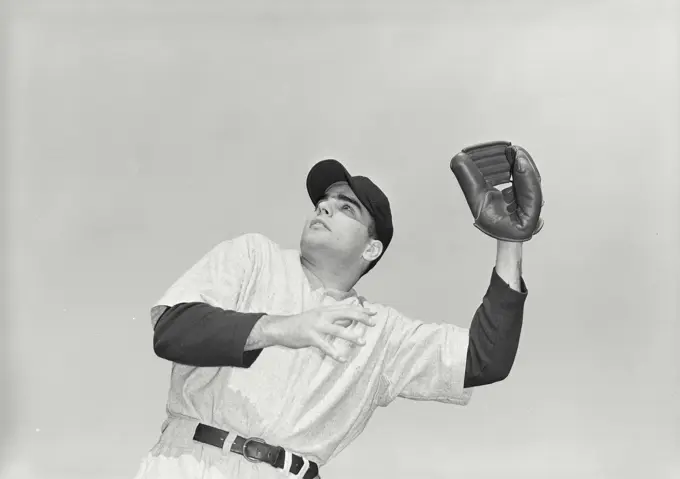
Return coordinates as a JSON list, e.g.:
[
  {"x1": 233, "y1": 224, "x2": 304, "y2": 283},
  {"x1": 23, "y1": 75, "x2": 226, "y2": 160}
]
[
  {"x1": 501, "y1": 185, "x2": 517, "y2": 215},
  {"x1": 508, "y1": 146, "x2": 543, "y2": 227},
  {"x1": 323, "y1": 324, "x2": 366, "y2": 346},
  {"x1": 324, "y1": 305, "x2": 375, "y2": 318},
  {"x1": 323, "y1": 304, "x2": 376, "y2": 316},
  {"x1": 313, "y1": 336, "x2": 346, "y2": 363},
  {"x1": 334, "y1": 318, "x2": 353, "y2": 328},
  {"x1": 331, "y1": 308, "x2": 377, "y2": 327}
]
